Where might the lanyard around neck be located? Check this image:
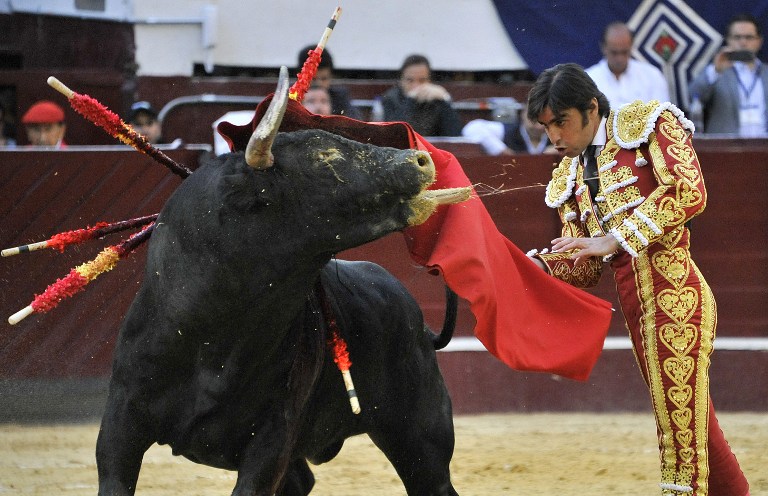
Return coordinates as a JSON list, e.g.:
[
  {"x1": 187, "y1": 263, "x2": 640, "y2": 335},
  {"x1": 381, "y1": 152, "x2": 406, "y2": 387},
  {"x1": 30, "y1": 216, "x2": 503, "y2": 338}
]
[{"x1": 733, "y1": 63, "x2": 762, "y2": 99}]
